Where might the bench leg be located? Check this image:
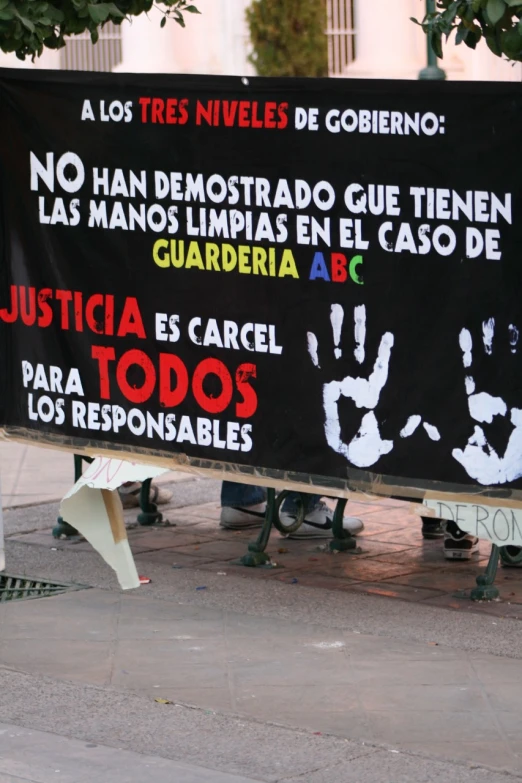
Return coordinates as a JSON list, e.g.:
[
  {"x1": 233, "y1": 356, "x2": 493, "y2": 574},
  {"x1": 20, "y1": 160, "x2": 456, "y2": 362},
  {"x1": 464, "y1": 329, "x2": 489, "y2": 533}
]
[
  {"x1": 137, "y1": 478, "x2": 163, "y2": 526},
  {"x1": 239, "y1": 487, "x2": 277, "y2": 567},
  {"x1": 499, "y1": 545, "x2": 522, "y2": 568},
  {"x1": 52, "y1": 454, "x2": 93, "y2": 538},
  {"x1": 52, "y1": 516, "x2": 78, "y2": 538},
  {"x1": 470, "y1": 544, "x2": 500, "y2": 601},
  {"x1": 329, "y1": 498, "x2": 357, "y2": 552}
]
